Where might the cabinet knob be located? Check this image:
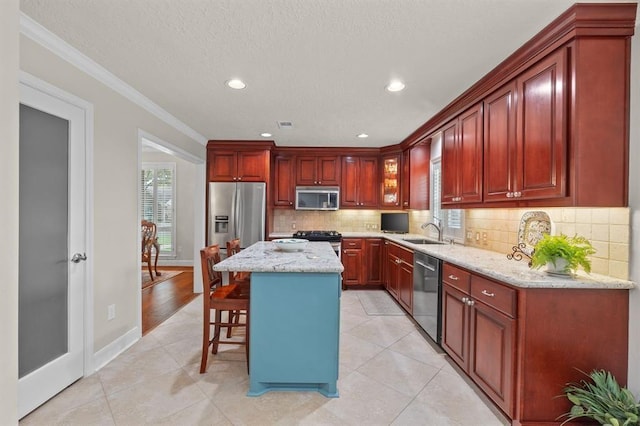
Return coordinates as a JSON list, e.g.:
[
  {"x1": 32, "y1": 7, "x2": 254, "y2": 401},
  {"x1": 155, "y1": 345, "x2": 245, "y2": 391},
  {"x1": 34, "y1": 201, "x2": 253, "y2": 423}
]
[
  {"x1": 514, "y1": 191, "x2": 522, "y2": 198},
  {"x1": 461, "y1": 297, "x2": 468, "y2": 303},
  {"x1": 481, "y1": 290, "x2": 495, "y2": 297},
  {"x1": 289, "y1": 202, "x2": 293, "y2": 205},
  {"x1": 506, "y1": 192, "x2": 513, "y2": 198},
  {"x1": 448, "y1": 274, "x2": 459, "y2": 281},
  {"x1": 318, "y1": 181, "x2": 322, "y2": 185},
  {"x1": 466, "y1": 299, "x2": 475, "y2": 306}
]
